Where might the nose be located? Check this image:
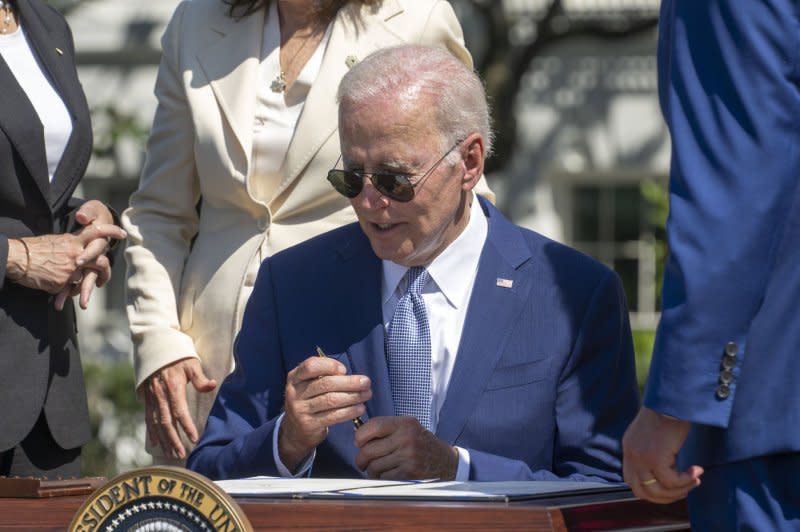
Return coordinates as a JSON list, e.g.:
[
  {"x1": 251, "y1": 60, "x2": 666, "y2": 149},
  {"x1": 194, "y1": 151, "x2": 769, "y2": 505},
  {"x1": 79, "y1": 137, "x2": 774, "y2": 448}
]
[{"x1": 353, "y1": 176, "x2": 388, "y2": 209}]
